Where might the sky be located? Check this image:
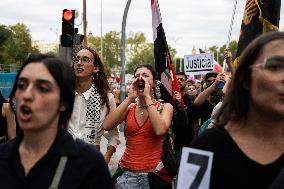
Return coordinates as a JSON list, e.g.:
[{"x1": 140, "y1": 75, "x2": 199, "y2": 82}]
[{"x1": 0, "y1": 0, "x2": 284, "y2": 56}]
